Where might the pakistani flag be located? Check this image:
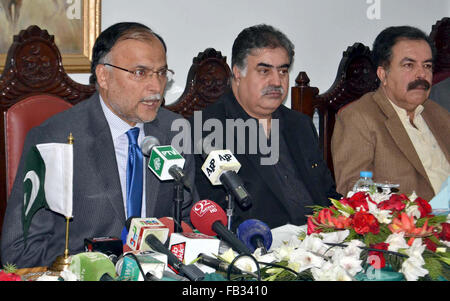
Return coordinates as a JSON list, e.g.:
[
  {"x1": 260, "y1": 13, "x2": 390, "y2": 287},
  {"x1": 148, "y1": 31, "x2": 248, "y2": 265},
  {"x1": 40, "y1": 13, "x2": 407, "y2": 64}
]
[{"x1": 22, "y1": 143, "x2": 73, "y2": 240}]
